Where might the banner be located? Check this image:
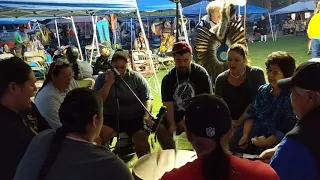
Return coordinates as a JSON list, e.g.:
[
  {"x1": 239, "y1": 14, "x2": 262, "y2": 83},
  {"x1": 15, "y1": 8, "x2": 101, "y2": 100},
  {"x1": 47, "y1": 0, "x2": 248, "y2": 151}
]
[{"x1": 96, "y1": 20, "x2": 110, "y2": 43}]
